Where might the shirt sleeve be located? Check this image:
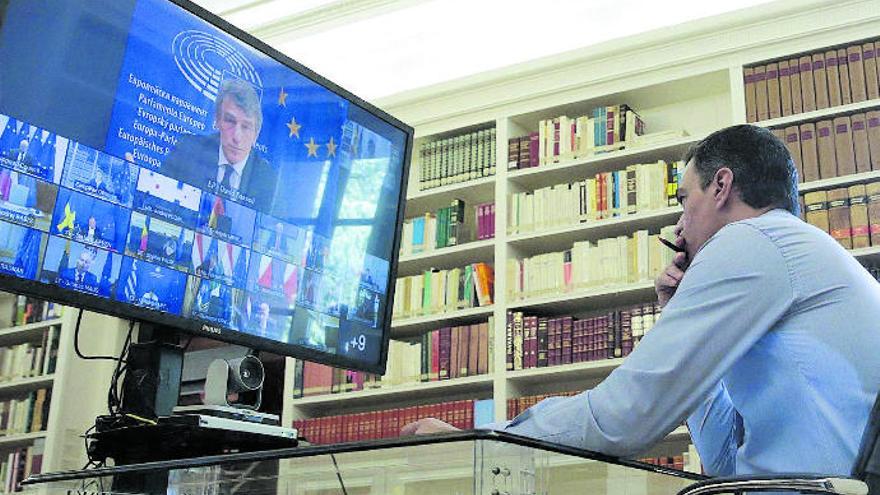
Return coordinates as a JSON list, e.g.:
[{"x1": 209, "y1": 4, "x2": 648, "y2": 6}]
[
  {"x1": 483, "y1": 222, "x2": 796, "y2": 457},
  {"x1": 686, "y1": 381, "x2": 743, "y2": 476}
]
